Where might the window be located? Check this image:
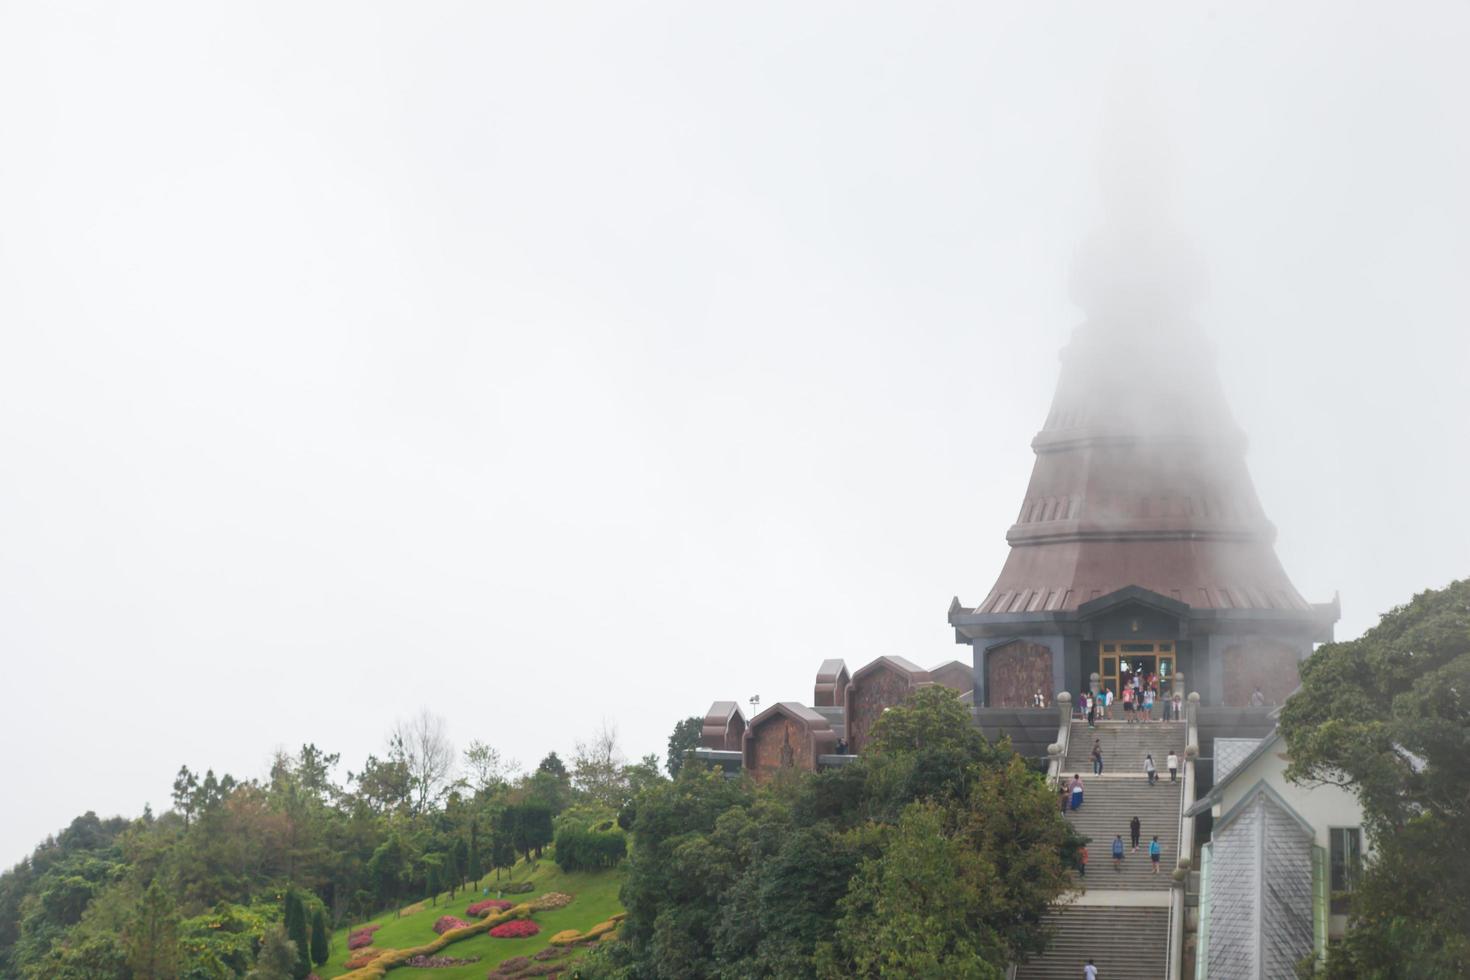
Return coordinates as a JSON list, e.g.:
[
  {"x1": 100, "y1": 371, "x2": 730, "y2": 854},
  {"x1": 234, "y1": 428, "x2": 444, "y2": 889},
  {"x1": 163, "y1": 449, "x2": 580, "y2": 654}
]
[{"x1": 1330, "y1": 827, "x2": 1362, "y2": 894}]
